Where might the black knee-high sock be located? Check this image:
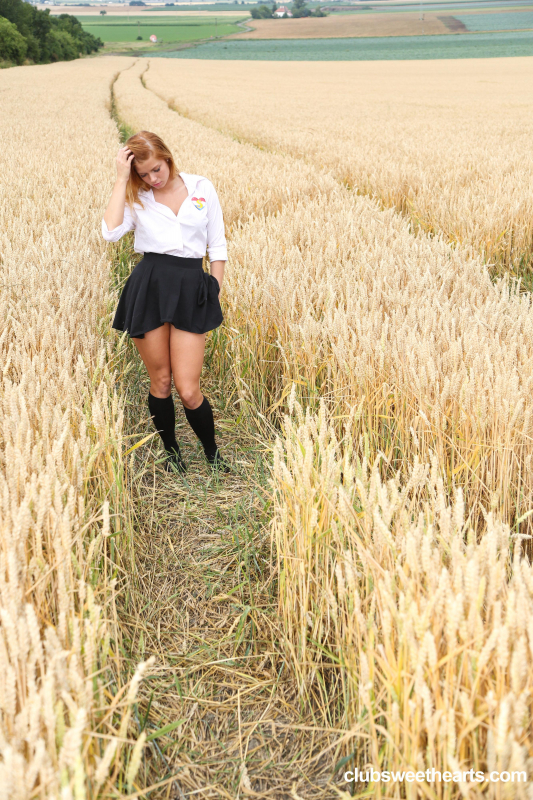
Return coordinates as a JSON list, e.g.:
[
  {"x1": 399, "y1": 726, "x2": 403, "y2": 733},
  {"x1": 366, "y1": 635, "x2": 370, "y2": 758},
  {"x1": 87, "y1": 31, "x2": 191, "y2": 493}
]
[
  {"x1": 148, "y1": 392, "x2": 181, "y2": 457},
  {"x1": 182, "y1": 395, "x2": 218, "y2": 458}
]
